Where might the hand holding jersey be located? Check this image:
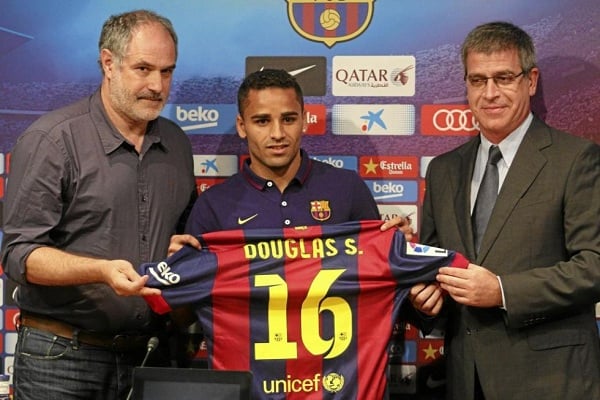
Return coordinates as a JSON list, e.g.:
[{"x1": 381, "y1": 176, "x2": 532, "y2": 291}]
[{"x1": 140, "y1": 220, "x2": 466, "y2": 399}]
